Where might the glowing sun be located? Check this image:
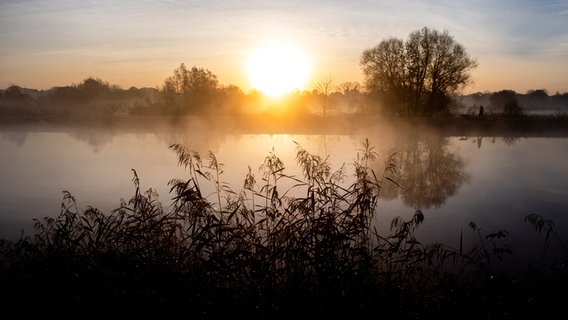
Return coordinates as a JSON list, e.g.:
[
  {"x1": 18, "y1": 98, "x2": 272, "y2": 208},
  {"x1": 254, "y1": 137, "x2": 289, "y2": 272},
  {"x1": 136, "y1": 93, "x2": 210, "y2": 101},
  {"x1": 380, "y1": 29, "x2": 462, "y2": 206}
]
[{"x1": 246, "y1": 45, "x2": 311, "y2": 98}]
